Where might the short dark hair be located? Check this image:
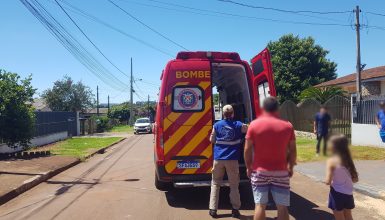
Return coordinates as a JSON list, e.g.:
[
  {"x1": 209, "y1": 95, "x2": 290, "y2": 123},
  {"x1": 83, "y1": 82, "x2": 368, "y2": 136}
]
[
  {"x1": 263, "y1": 97, "x2": 279, "y2": 113},
  {"x1": 379, "y1": 101, "x2": 385, "y2": 107},
  {"x1": 320, "y1": 105, "x2": 327, "y2": 110}
]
